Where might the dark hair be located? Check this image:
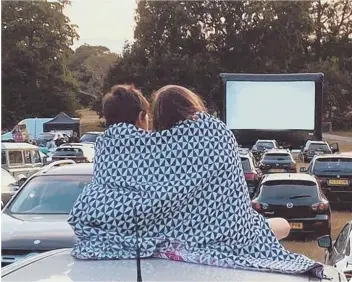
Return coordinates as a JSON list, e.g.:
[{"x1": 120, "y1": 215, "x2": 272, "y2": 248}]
[
  {"x1": 102, "y1": 84, "x2": 149, "y2": 127},
  {"x1": 151, "y1": 85, "x2": 207, "y2": 131}
]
